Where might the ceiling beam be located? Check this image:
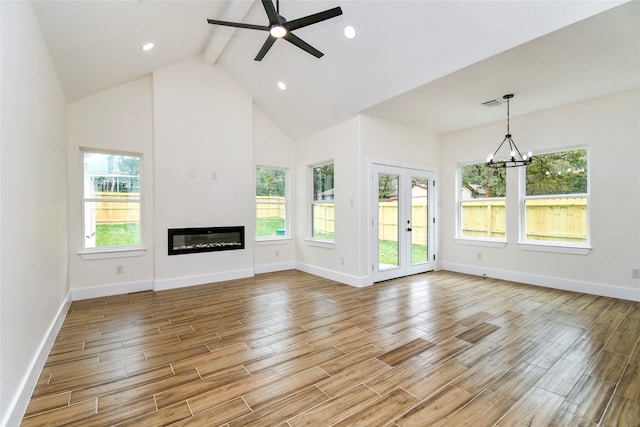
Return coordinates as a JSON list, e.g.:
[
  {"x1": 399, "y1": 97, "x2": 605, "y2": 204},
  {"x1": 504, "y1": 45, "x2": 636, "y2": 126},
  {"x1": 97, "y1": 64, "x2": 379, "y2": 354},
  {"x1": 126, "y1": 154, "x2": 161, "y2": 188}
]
[{"x1": 202, "y1": 0, "x2": 256, "y2": 65}]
